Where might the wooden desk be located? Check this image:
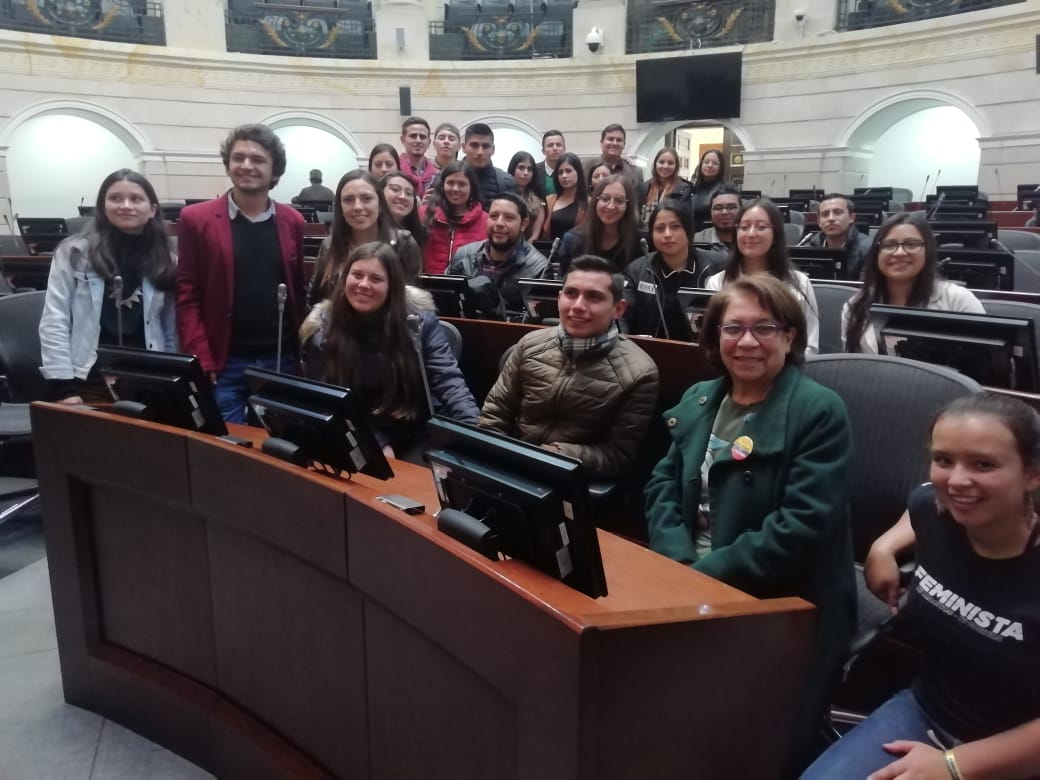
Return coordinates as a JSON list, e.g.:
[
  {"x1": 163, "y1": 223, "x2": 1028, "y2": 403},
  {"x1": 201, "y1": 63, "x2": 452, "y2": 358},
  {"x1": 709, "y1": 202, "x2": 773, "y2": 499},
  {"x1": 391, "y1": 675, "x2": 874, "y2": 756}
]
[{"x1": 33, "y1": 403, "x2": 813, "y2": 780}]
